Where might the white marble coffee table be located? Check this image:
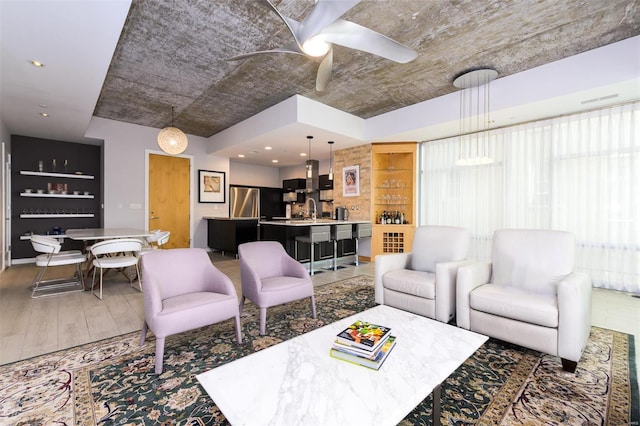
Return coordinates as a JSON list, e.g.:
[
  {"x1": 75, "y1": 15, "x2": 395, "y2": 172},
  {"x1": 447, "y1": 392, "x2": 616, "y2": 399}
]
[{"x1": 197, "y1": 305, "x2": 487, "y2": 426}]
